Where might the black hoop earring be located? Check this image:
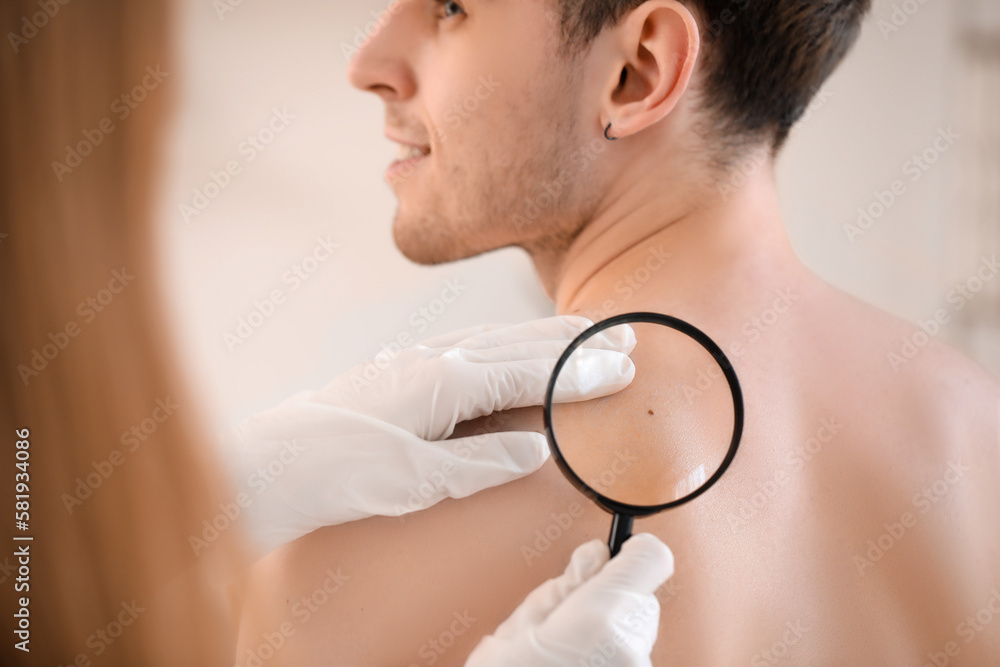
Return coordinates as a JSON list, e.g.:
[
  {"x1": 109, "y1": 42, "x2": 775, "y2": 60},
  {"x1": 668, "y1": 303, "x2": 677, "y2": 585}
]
[{"x1": 604, "y1": 122, "x2": 617, "y2": 141}]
